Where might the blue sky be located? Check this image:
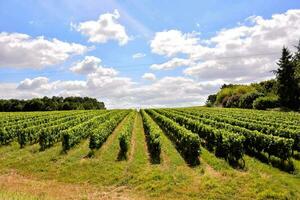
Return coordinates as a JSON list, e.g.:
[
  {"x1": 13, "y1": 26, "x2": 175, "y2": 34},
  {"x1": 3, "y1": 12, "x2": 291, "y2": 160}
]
[{"x1": 0, "y1": 0, "x2": 300, "y2": 108}]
